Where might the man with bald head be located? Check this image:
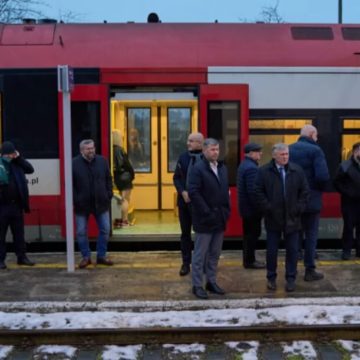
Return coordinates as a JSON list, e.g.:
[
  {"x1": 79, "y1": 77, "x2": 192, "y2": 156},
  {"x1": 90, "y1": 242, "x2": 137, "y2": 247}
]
[
  {"x1": 173, "y1": 132, "x2": 204, "y2": 276},
  {"x1": 289, "y1": 124, "x2": 329, "y2": 281}
]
